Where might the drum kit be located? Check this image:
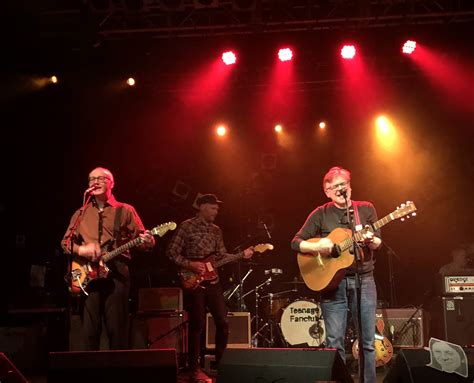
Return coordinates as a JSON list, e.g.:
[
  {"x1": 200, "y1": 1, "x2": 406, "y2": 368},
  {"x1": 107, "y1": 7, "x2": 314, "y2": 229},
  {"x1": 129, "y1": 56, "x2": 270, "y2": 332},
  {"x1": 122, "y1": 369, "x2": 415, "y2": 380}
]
[{"x1": 224, "y1": 265, "x2": 326, "y2": 348}]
